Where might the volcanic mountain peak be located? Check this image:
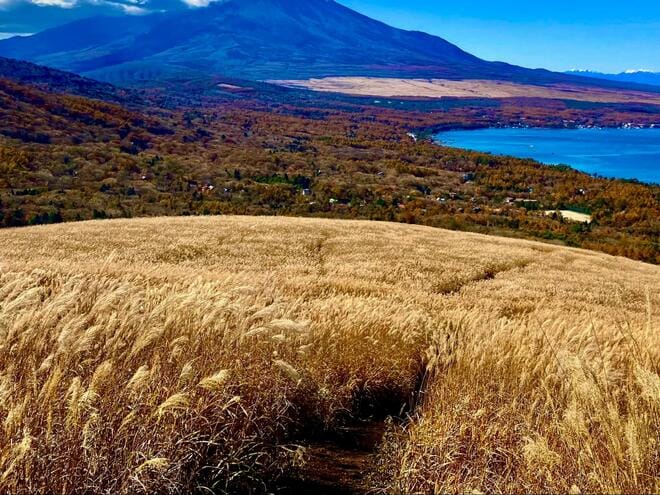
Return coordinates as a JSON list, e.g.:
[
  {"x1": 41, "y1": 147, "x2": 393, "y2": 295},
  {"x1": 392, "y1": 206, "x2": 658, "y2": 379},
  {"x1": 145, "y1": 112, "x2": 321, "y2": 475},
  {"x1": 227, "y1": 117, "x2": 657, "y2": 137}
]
[{"x1": 0, "y1": 0, "x2": 656, "y2": 93}]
